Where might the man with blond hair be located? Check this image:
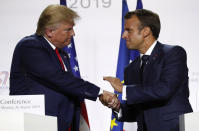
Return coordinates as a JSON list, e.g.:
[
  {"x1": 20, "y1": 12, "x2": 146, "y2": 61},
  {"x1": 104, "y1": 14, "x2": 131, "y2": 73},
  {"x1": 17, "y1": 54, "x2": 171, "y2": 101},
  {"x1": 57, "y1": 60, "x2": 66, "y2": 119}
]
[{"x1": 10, "y1": 4, "x2": 118, "y2": 131}]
